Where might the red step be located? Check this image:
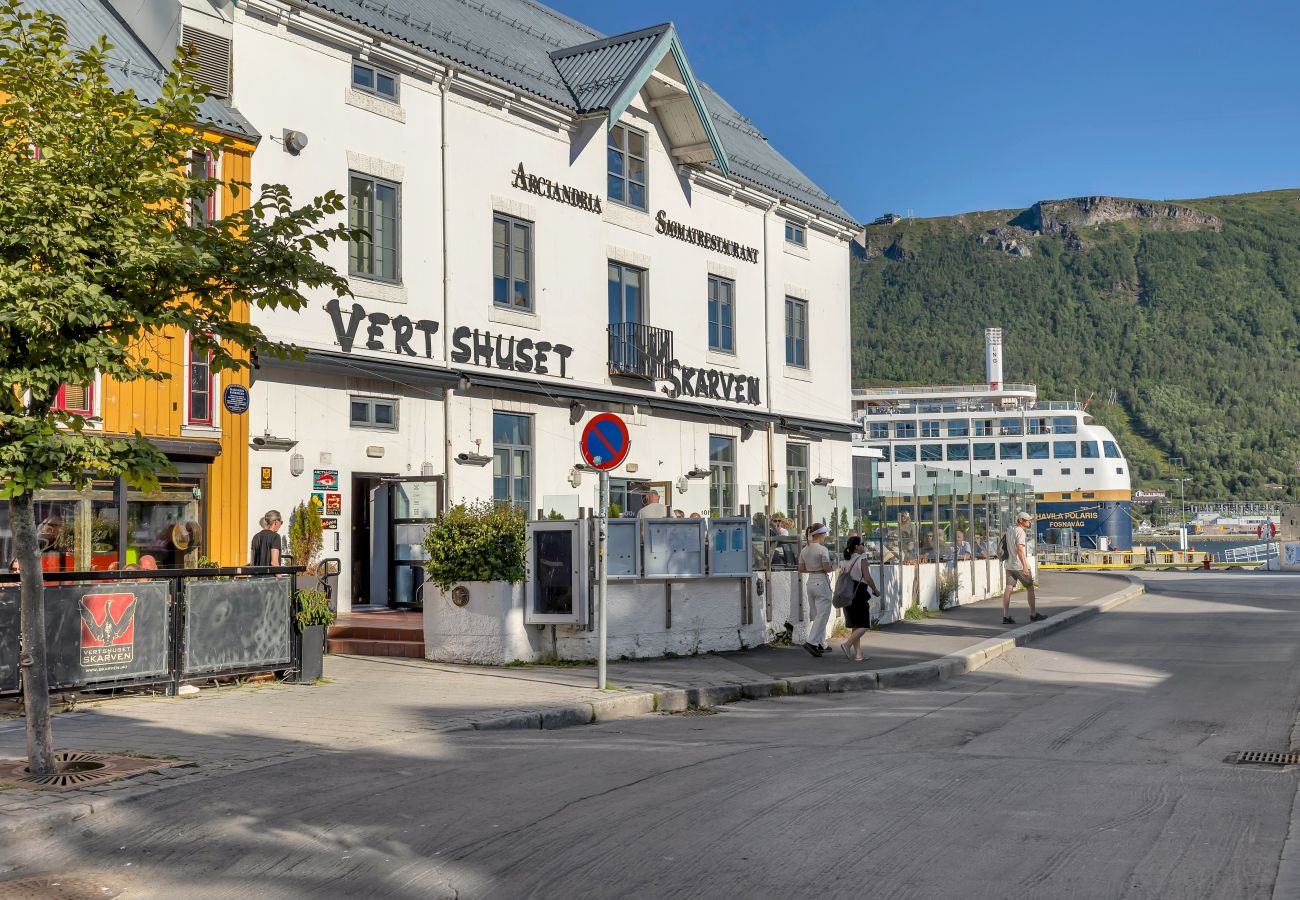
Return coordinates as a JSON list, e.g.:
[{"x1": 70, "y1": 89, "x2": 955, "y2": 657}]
[
  {"x1": 326, "y1": 637, "x2": 425, "y2": 658},
  {"x1": 327, "y1": 610, "x2": 424, "y2": 658}
]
